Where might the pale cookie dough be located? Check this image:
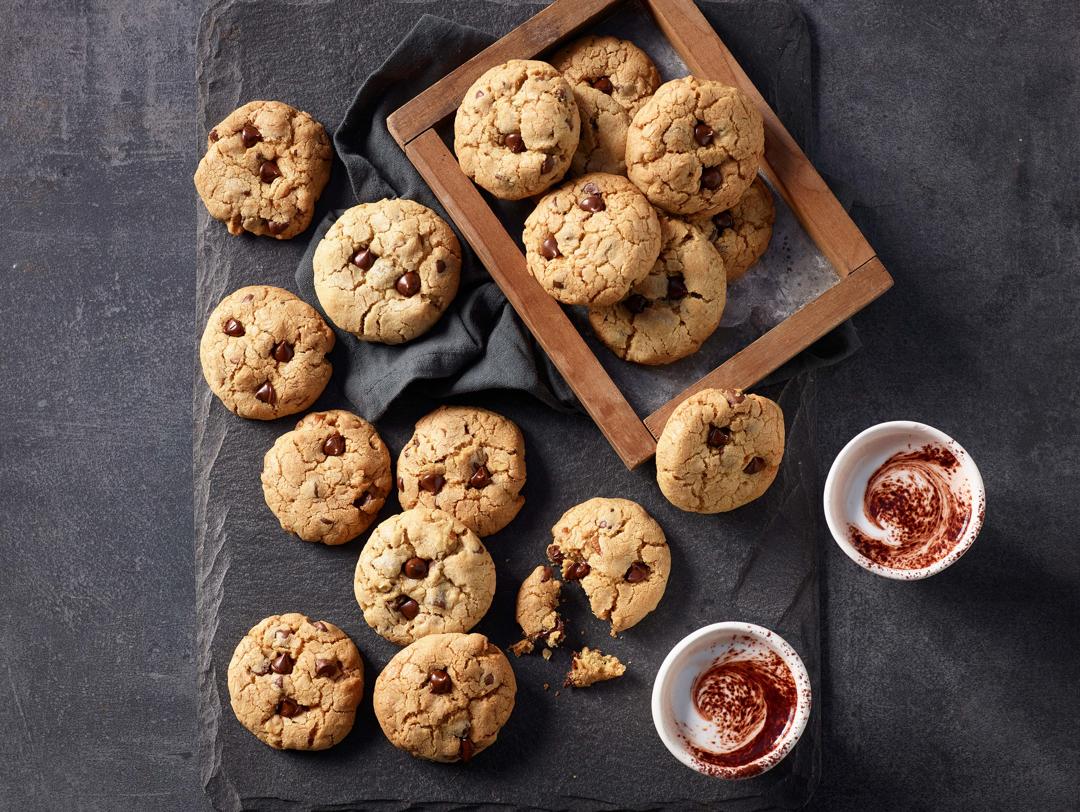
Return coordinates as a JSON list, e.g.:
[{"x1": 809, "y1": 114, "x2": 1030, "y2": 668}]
[
  {"x1": 199, "y1": 285, "x2": 335, "y2": 420},
  {"x1": 397, "y1": 406, "x2": 526, "y2": 537},
  {"x1": 570, "y1": 84, "x2": 630, "y2": 176},
  {"x1": 312, "y1": 199, "x2": 462, "y2": 344},
  {"x1": 588, "y1": 215, "x2": 726, "y2": 365},
  {"x1": 373, "y1": 632, "x2": 516, "y2": 763},
  {"x1": 626, "y1": 77, "x2": 764, "y2": 217},
  {"x1": 688, "y1": 176, "x2": 775, "y2": 282},
  {"x1": 353, "y1": 507, "x2": 496, "y2": 646},
  {"x1": 523, "y1": 172, "x2": 661, "y2": 306},
  {"x1": 194, "y1": 100, "x2": 332, "y2": 239},
  {"x1": 509, "y1": 565, "x2": 564, "y2": 656},
  {"x1": 454, "y1": 59, "x2": 579, "y2": 200},
  {"x1": 551, "y1": 35, "x2": 661, "y2": 118},
  {"x1": 655, "y1": 388, "x2": 785, "y2": 513},
  {"x1": 564, "y1": 647, "x2": 625, "y2": 688},
  {"x1": 547, "y1": 497, "x2": 671, "y2": 636},
  {"x1": 261, "y1": 410, "x2": 392, "y2": 545},
  {"x1": 227, "y1": 613, "x2": 364, "y2": 750}
]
